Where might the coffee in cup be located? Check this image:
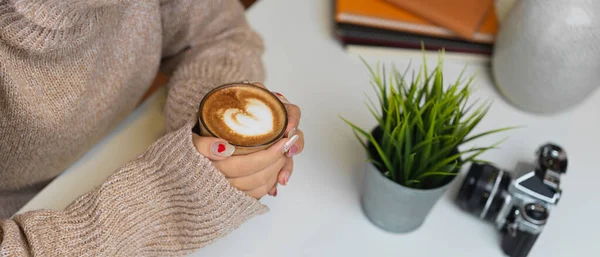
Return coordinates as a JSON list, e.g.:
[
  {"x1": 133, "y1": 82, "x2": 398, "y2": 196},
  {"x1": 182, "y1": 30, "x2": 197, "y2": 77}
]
[{"x1": 197, "y1": 82, "x2": 288, "y2": 155}]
